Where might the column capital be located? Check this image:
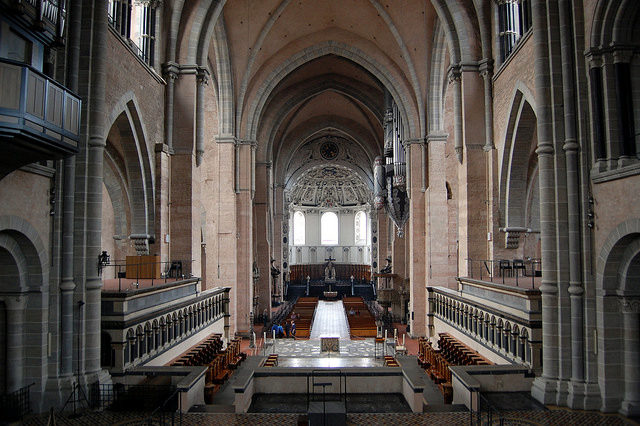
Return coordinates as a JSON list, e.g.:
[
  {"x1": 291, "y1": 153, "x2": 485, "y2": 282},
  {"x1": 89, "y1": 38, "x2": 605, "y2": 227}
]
[
  {"x1": 196, "y1": 67, "x2": 209, "y2": 85},
  {"x1": 426, "y1": 132, "x2": 448, "y2": 144},
  {"x1": 3, "y1": 295, "x2": 26, "y2": 310},
  {"x1": 216, "y1": 135, "x2": 237, "y2": 144},
  {"x1": 620, "y1": 297, "x2": 640, "y2": 314},
  {"x1": 448, "y1": 65, "x2": 462, "y2": 84},
  {"x1": 162, "y1": 62, "x2": 179, "y2": 80}
]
